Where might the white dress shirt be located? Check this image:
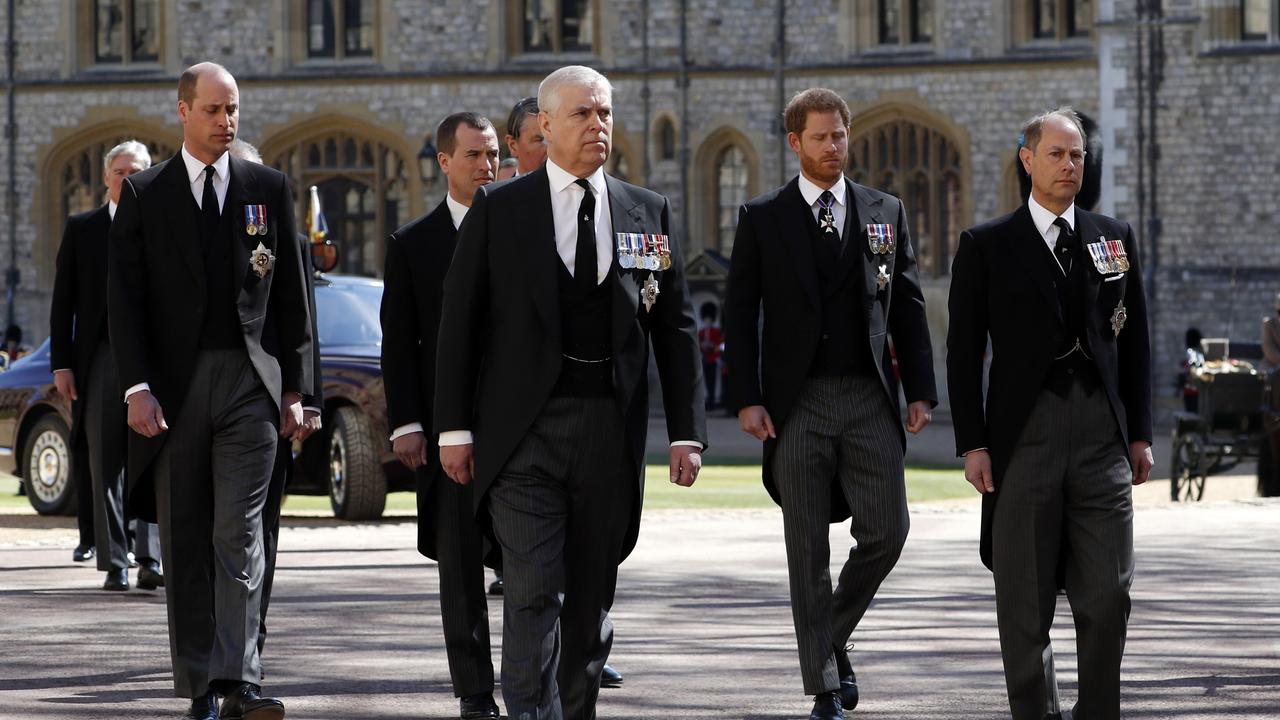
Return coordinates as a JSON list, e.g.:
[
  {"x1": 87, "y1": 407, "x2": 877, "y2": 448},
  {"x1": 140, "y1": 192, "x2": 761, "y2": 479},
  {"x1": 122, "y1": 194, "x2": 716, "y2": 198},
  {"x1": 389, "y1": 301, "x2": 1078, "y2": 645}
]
[
  {"x1": 439, "y1": 161, "x2": 701, "y2": 451},
  {"x1": 124, "y1": 146, "x2": 231, "y2": 402},
  {"x1": 390, "y1": 194, "x2": 472, "y2": 443},
  {"x1": 796, "y1": 172, "x2": 847, "y2": 238},
  {"x1": 546, "y1": 158, "x2": 612, "y2": 284},
  {"x1": 1027, "y1": 193, "x2": 1076, "y2": 275}
]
